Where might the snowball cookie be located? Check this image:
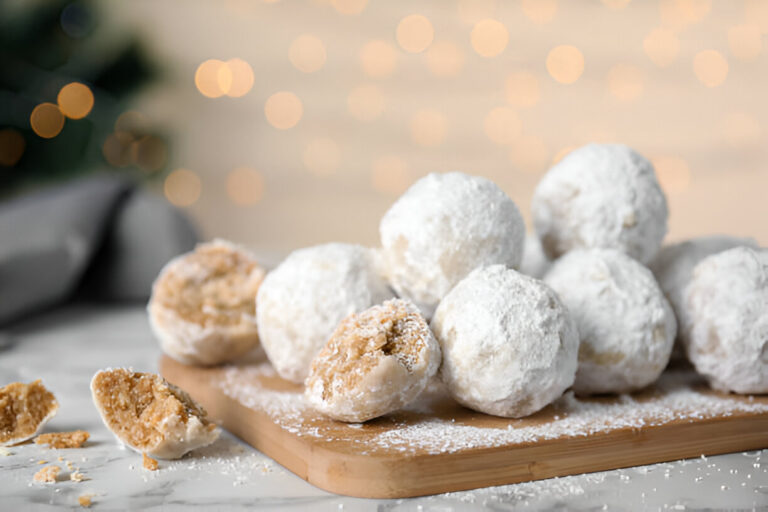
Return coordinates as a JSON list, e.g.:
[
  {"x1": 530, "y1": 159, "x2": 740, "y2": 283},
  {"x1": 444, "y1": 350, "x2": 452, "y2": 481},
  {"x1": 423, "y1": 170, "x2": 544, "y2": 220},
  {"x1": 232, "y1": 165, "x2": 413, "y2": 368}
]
[
  {"x1": 148, "y1": 239, "x2": 265, "y2": 366},
  {"x1": 431, "y1": 265, "x2": 578, "y2": 418},
  {"x1": 519, "y1": 232, "x2": 551, "y2": 279},
  {"x1": 682, "y1": 247, "x2": 768, "y2": 394},
  {"x1": 532, "y1": 144, "x2": 668, "y2": 264},
  {"x1": 305, "y1": 299, "x2": 440, "y2": 422},
  {"x1": 91, "y1": 368, "x2": 220, "y2": 459},
  {"x1": 257, "y1": 243, "x2": 395, "y2": 383},
  {"x1": 544, "y1": 249, "x2": 677, "y2": 395},
  {"x1": 380, "y1": 172, "x2": 525, "y2": 318}
]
